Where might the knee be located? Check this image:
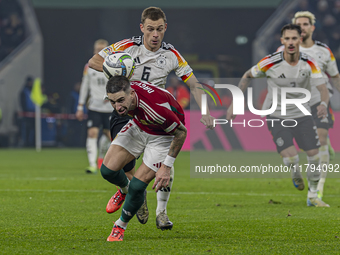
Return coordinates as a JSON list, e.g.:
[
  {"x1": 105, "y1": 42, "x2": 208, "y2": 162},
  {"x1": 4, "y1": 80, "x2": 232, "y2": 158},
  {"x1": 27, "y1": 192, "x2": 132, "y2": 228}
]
[
  {"x1": 100, "y1": 164, "x2": 117, "y2": 180},
  {"x1": 128, "y1": 177, "x2": 148, "y2": 199},
  {"x1": 283, "y1": 155, "x2": 299, "y2": 167}
]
